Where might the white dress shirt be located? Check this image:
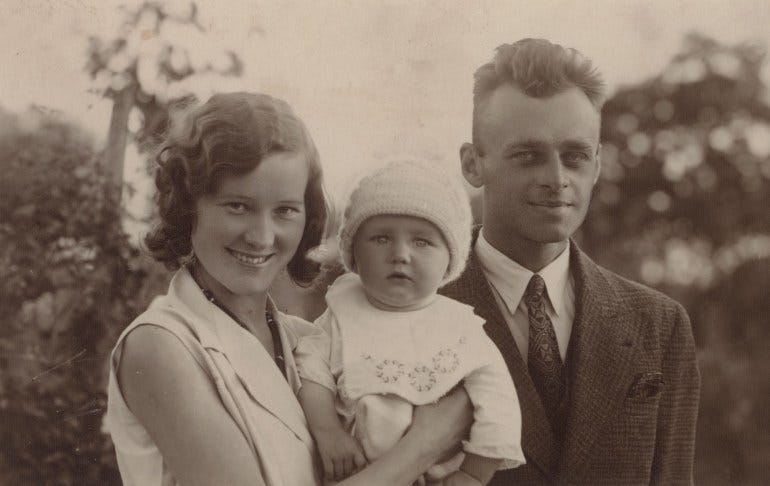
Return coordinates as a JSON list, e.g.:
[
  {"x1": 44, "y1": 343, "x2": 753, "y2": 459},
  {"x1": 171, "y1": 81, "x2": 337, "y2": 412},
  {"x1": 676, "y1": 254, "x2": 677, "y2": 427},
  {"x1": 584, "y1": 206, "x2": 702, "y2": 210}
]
[{"x1": 474, "y1": 231, "x2": 575, "y2": 362}]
